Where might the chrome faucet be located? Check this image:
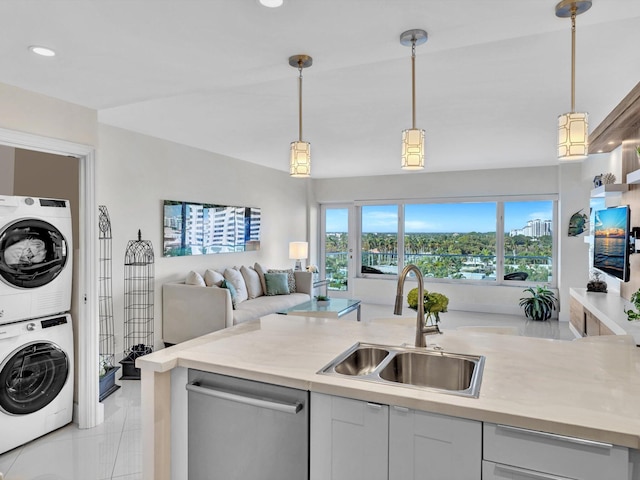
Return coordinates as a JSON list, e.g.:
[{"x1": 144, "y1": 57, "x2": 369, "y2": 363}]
[{"x1": 394, "y1": 264, "x2": 441, "y2": 348}]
